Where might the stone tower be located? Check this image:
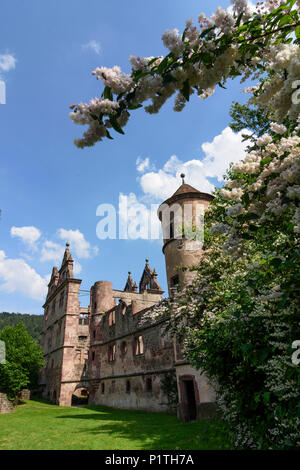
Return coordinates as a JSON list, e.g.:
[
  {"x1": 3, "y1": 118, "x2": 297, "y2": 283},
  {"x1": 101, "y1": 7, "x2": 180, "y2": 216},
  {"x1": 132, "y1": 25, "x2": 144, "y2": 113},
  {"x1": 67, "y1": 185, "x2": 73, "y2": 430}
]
[
  {"x1": 158, "y1": 176, "x2": 216, "y2": 421},
  {"x1": 158, "y1": 174, "x2": 214, "y2": 295},
  {"x1": 39, "y1": 243, "x2": 89, "y2": 406}
]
